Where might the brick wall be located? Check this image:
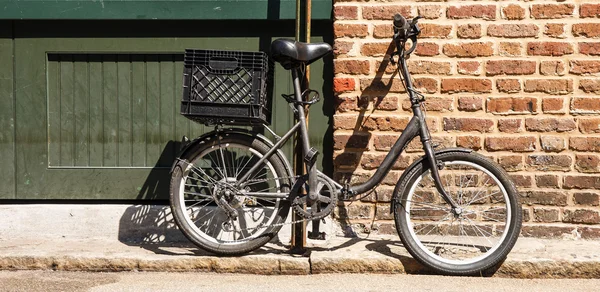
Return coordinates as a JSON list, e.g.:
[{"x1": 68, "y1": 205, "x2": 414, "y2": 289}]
[{"x1": 332, "y1": 0, "x2": 600, "y2": 238}]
